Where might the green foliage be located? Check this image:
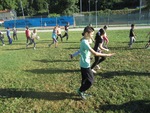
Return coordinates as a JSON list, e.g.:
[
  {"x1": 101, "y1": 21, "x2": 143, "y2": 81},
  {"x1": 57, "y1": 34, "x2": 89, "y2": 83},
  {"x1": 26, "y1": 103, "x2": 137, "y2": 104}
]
[
  {"x1": 146, "y1": 0, "x2": 150, "y2": 9},
  {"x1": 0, "y1": 28, "x2": 149, "y2": 112},
  {"x1": 48, "y1": 13, "x2": 60, "y2": 17},
  {"x1": 0, "y1": 0, "x2": 148, "y2": 17}
]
